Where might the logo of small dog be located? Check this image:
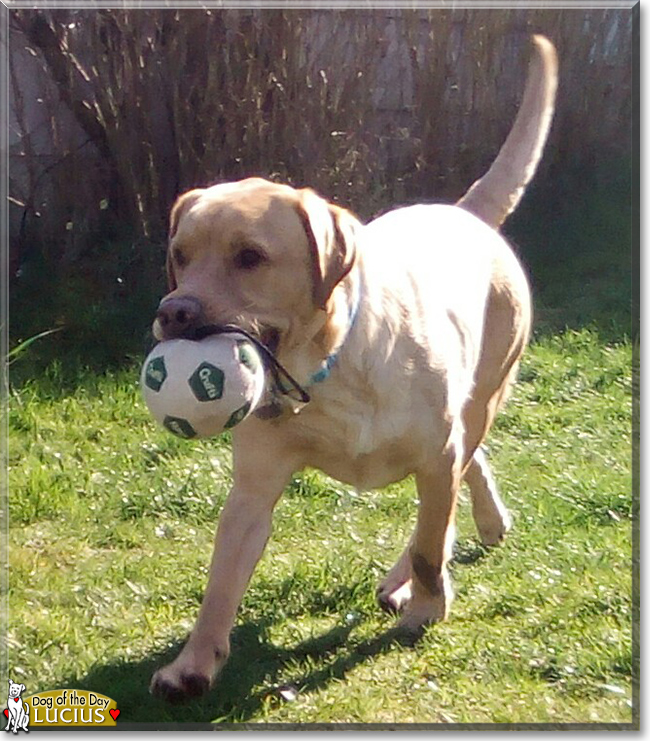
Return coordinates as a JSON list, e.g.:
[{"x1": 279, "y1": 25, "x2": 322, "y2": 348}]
[{"x1": 4, "y1": 679, "x2": 29, "y2": 734}]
